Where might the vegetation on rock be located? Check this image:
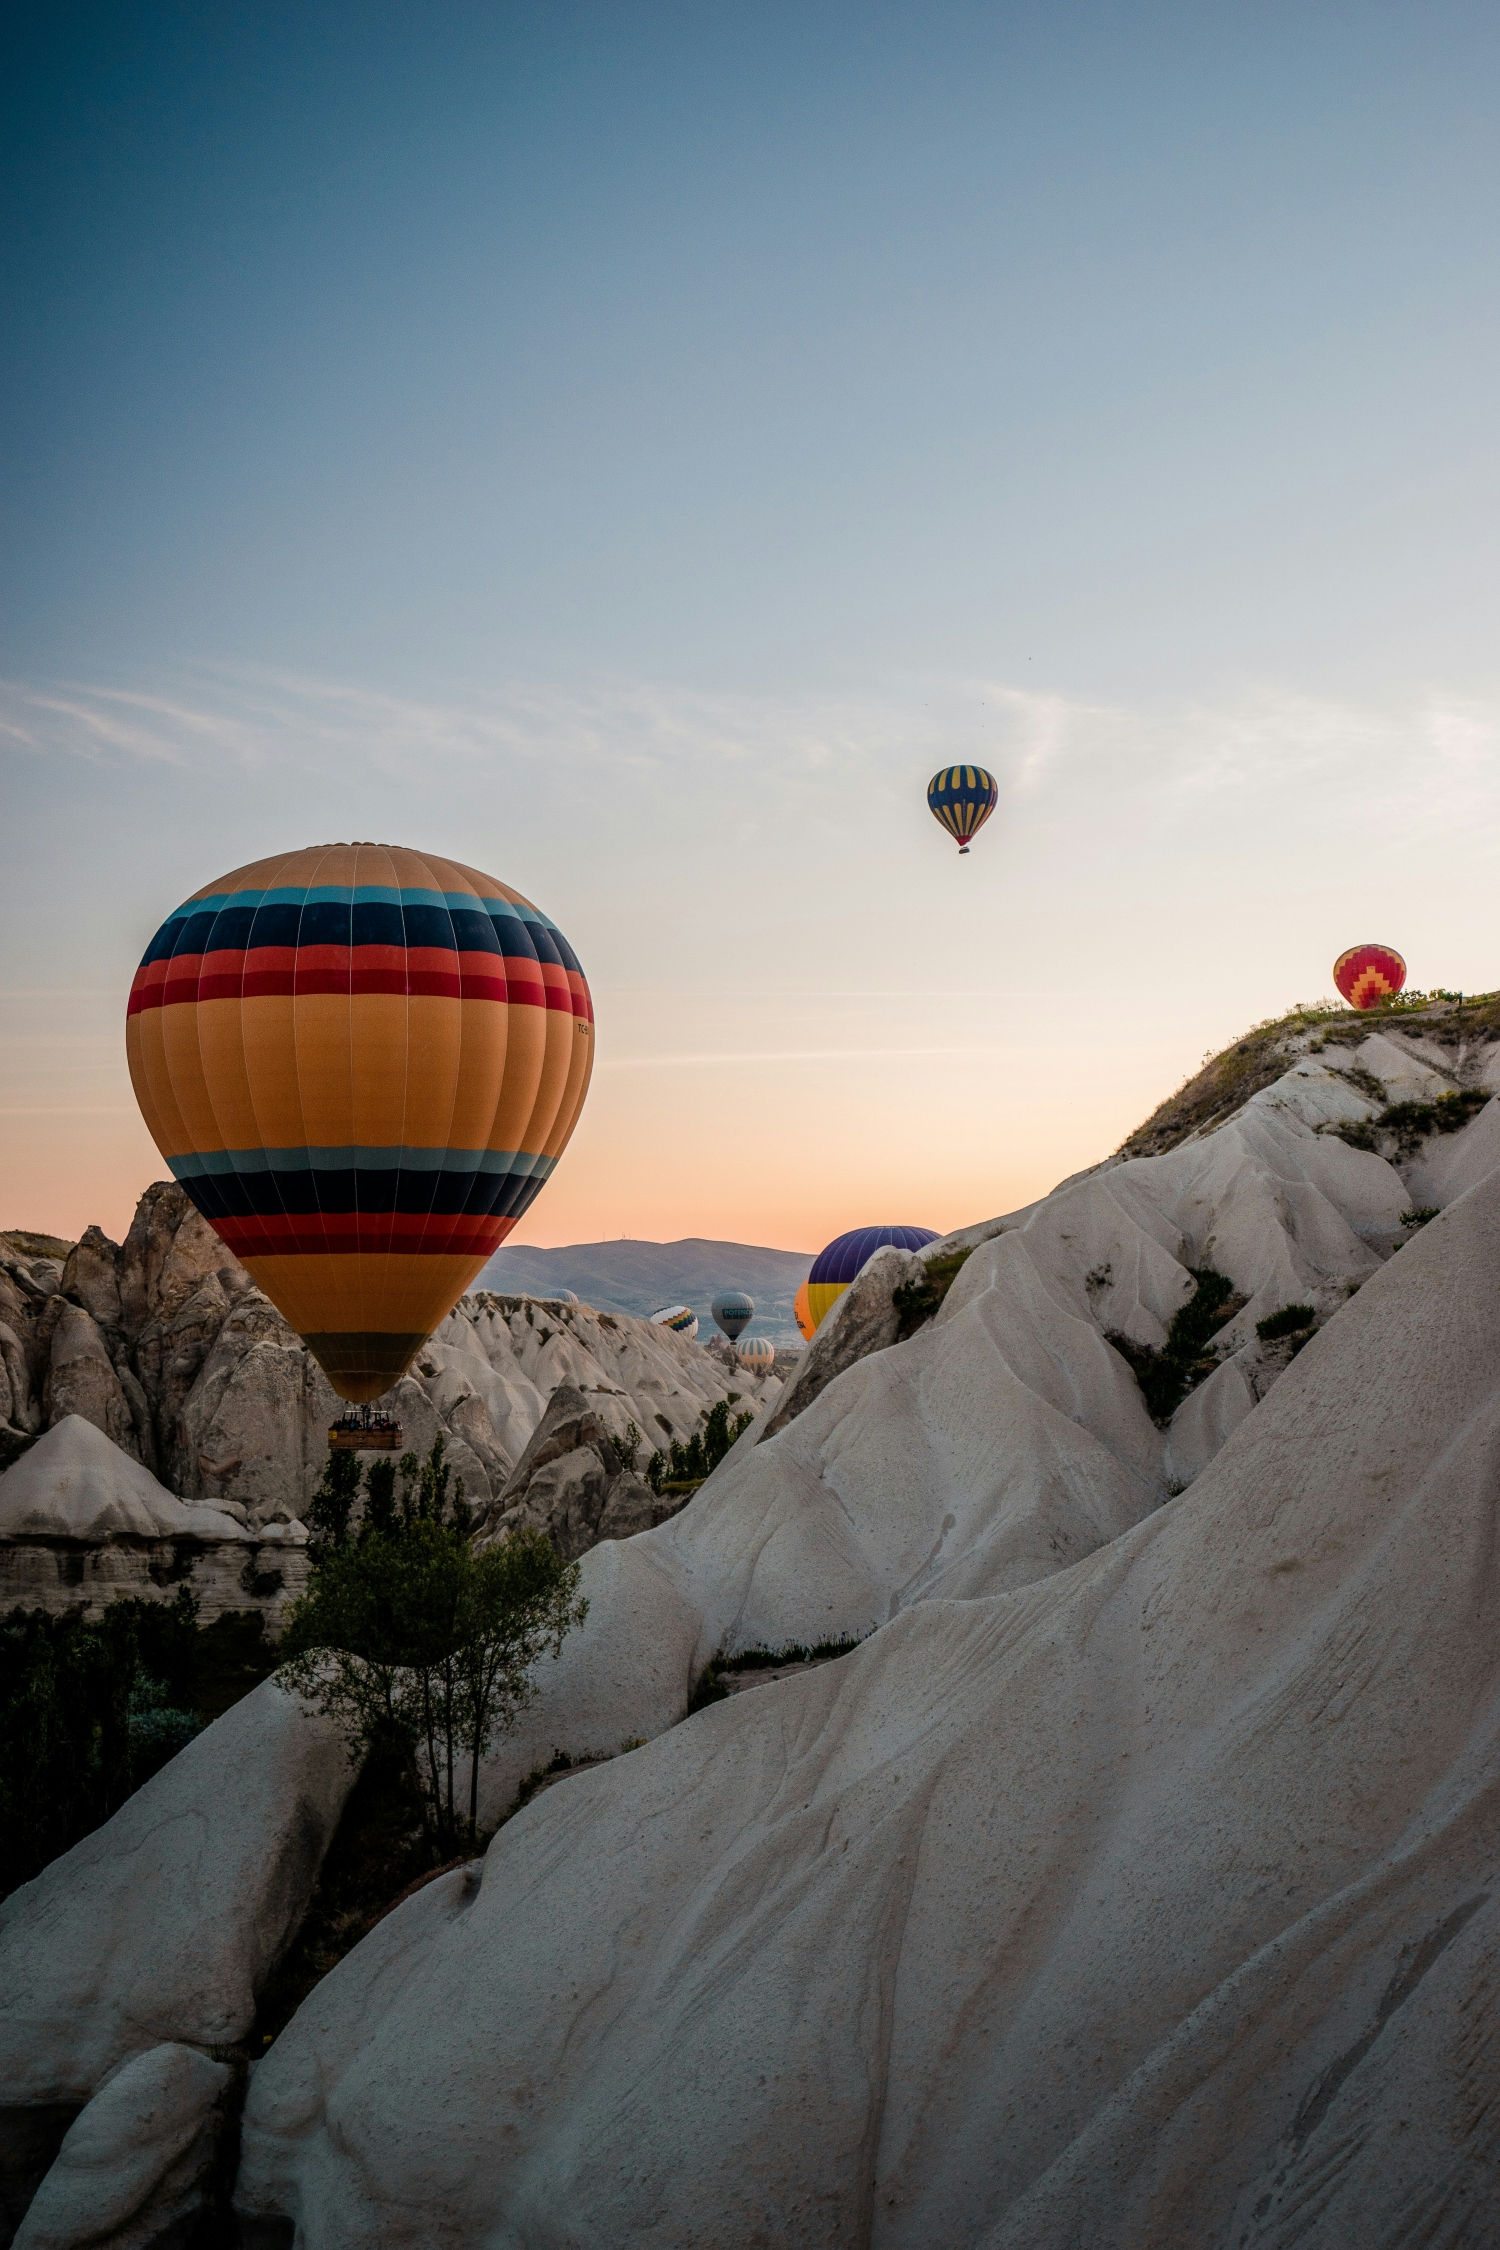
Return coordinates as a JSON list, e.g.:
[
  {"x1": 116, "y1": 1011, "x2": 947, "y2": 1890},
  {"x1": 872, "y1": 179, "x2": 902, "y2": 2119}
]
[
  {"x1": 1118, "y1": 993, "x2": 1500, "y2": 1161},
  {"x1": 1108, "y1": 1269, "x2": 1246, "y2": 1426},
  {"x1": 645, "y1": 1397, "x2": 754, "y2": 1494},
  {"x1": 893, "y1": 1247, "x2": 975, "y2": 1339},
  {"x1": 1255, "y1": 1303, "x2": 1317, "y2": 1343}
]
